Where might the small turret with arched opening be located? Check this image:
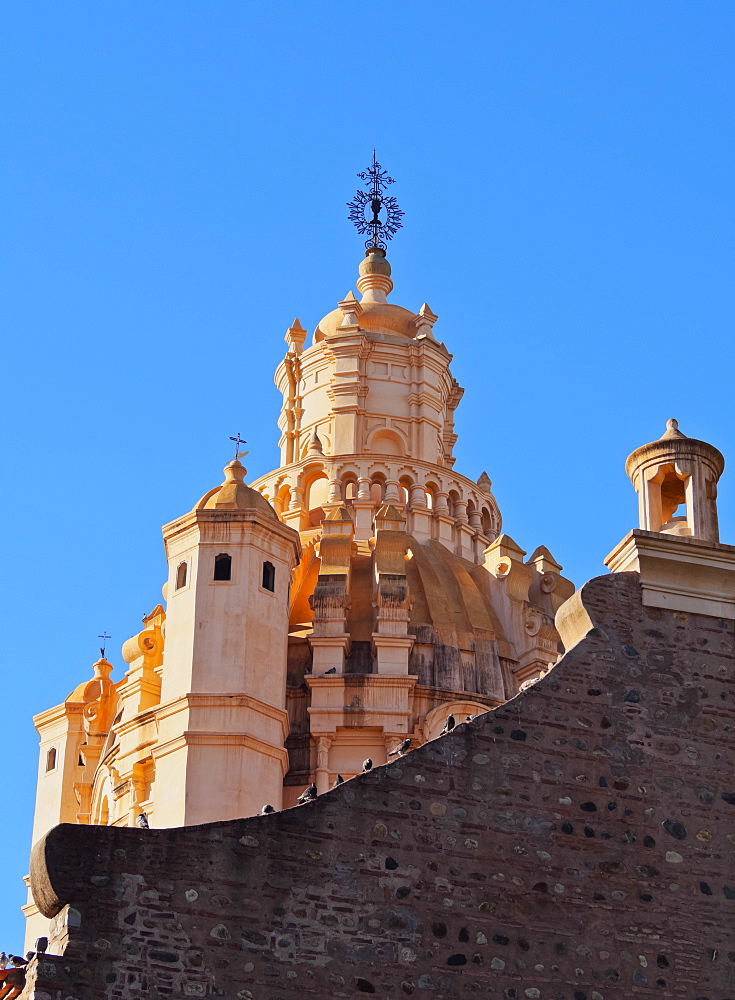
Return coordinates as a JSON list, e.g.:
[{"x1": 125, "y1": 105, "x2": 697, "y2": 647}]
[{"x1": 626, "y1": 418, "x2": 724, "y2": 544}]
